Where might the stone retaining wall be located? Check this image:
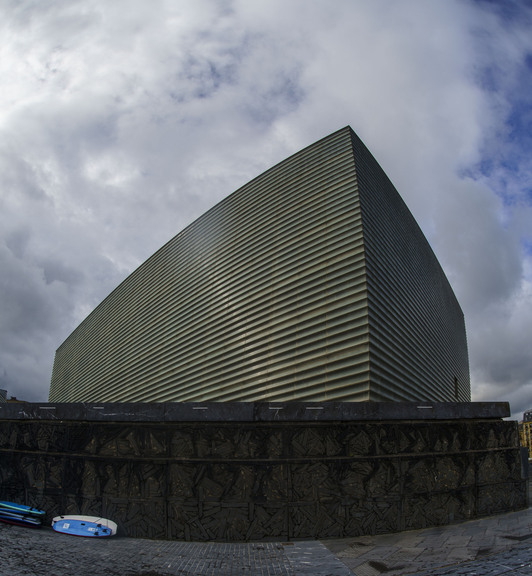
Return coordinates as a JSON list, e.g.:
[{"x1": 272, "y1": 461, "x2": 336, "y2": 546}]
[{"x1": 0, "y1": 402, "x2": 526, "y2": 540}]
